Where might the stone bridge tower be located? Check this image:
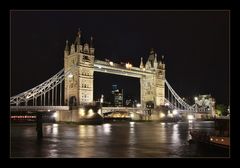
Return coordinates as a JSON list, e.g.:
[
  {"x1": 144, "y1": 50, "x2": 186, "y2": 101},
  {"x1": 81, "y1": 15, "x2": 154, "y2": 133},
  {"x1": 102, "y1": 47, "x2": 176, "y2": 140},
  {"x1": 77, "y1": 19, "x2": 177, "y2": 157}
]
[
  {"x1": 140, "y1": 48, "x2": 165, "y2": 108},
  {"x1": 64, "y1": 29, "x2": 95, "y2": 106}
]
